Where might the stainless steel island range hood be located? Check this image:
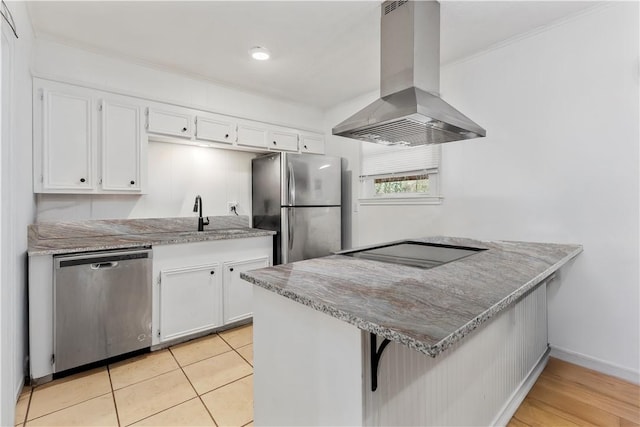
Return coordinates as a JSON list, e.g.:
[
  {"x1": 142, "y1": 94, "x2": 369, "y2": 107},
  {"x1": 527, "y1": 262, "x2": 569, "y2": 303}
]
[{"x1": 333, "y1": 0, "x2": 486, "y2": 146}]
